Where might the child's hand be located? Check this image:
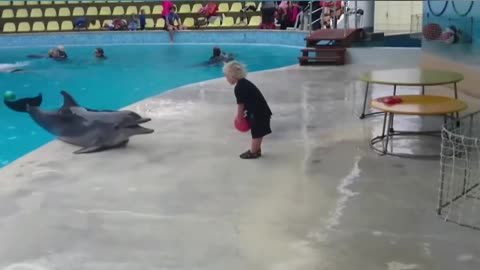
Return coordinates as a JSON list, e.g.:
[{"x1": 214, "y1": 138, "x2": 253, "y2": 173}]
[
  {"x1": 236, "y1": 114, "x2": 247, "y2": 123},
  {"x1": 235, "y1": 115, "x2": 242, "y2": 122}
]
